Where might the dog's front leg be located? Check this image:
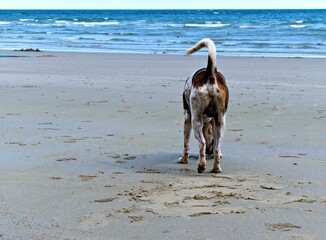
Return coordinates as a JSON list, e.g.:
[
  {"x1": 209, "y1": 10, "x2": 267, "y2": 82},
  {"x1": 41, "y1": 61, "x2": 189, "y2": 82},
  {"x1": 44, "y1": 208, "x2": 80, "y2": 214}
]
[
  {"x1": 193, "y1": 116, "x2": 206, "y2": 173},
  {"x1": 178, "y1": 111, "x2": 191, "y2": 164}
]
